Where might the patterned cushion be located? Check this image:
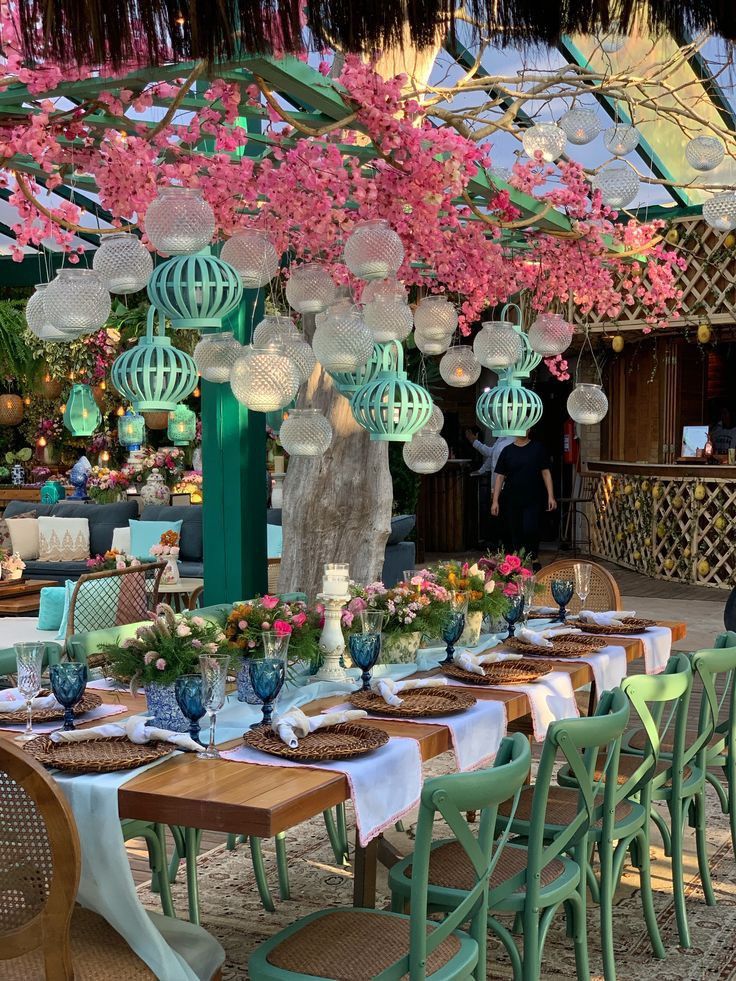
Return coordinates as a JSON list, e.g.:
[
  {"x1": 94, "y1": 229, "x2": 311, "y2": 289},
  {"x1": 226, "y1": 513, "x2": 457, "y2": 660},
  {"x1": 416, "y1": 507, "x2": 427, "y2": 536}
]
[{"x1": 37, "y1": 516, "x2": 90, "y2": 562}]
